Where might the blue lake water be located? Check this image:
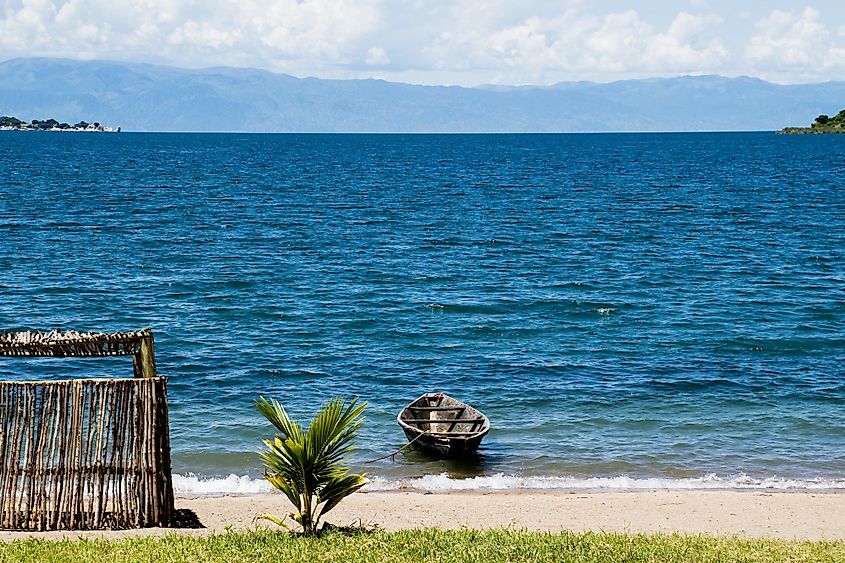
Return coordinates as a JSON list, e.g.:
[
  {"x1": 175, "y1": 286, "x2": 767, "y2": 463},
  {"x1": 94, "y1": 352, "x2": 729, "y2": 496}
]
[{"x1": 1, "y1": 131, "x2": 843, "y2": 492}]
